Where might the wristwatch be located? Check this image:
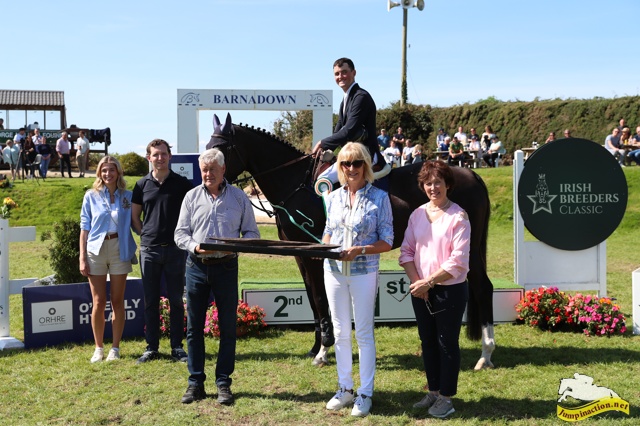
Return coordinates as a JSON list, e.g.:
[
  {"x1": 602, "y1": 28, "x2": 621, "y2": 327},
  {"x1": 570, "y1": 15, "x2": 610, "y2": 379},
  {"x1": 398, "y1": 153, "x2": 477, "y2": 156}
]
[{"x1": 361, "y1": 246, "x2": 366, "y2": 255}]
